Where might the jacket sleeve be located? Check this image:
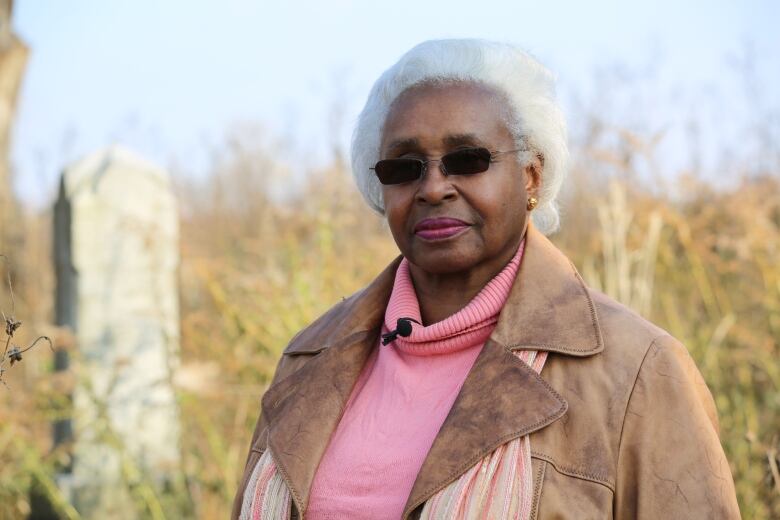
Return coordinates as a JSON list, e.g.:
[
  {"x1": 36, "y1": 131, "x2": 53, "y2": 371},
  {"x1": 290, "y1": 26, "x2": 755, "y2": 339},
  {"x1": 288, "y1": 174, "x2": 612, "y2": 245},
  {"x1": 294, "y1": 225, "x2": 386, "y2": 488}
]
[{"x1": 614, "y1": 334, "x2": 741, "y2": 519}]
